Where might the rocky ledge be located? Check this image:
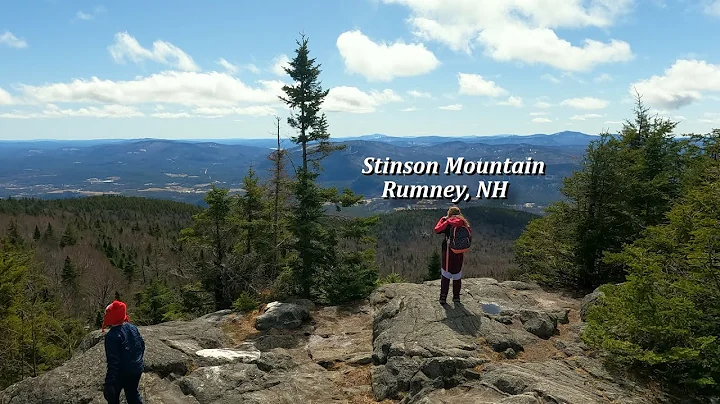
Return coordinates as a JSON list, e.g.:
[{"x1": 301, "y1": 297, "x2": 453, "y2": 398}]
[{"x1": 0, "y1": 278, "x2": 663, "y2": 404}]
